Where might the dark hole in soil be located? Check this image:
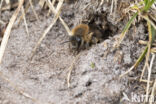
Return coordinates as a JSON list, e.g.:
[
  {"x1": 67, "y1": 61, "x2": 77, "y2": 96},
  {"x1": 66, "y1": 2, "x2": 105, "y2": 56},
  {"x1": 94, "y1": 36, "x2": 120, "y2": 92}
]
[
  {"x1": 83, "y1": 12, "x2": 118, "y2": 43},
  {"x1": 85, "y1": 80, "x2": 92, "y2": 87},
  {"x1": 74, "y1": 92, "x2": 83, "y2": 98}
]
